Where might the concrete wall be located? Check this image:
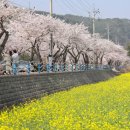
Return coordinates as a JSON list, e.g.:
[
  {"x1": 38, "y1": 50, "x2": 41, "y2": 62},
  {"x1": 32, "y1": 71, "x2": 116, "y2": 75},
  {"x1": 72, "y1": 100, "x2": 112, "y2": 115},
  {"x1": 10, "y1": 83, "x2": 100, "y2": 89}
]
[{"x1": 0, "y1": 70, "x2": 117, "y2": 109}]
